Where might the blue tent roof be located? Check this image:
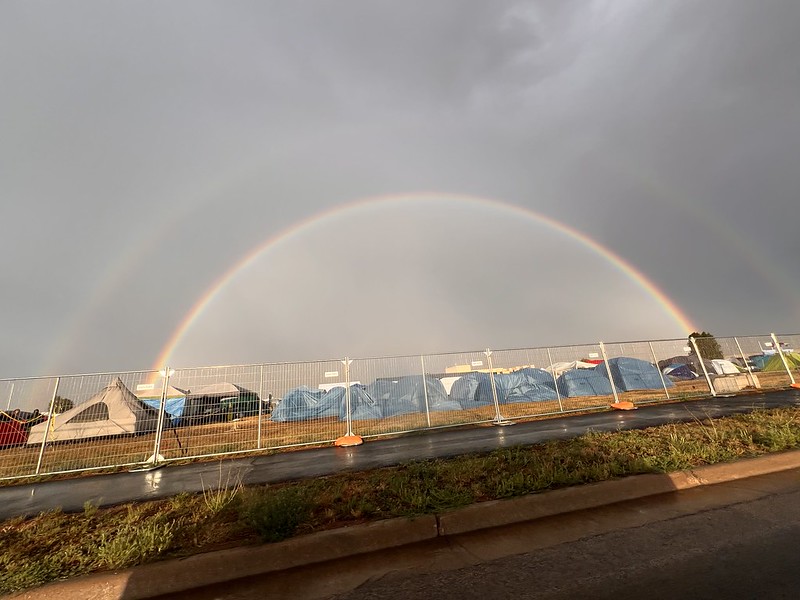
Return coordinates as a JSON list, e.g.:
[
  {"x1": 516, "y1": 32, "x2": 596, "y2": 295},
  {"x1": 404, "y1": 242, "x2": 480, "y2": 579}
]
[
  {"x1": 603, "y1": 357, "x2": 673, "y2": 392},
  {"x1": 476, "y1": 371, "x2": 558, "y2": 404},
  {"x1": 367, "y1": 376, "x2": 460, "y2": 416},
  {"x1": 449, "y1": 372, "x2": 493, "y2": 408},
  {"x1": 556, "y1": 369, "x2": 613, "y2": 397},
  {"x1": 270, "y1": 387, "x2": 325, "y2": 422}
]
